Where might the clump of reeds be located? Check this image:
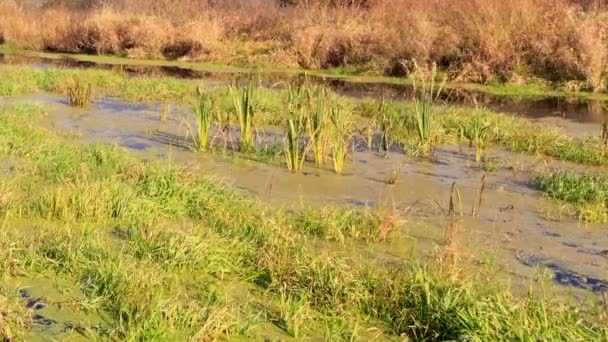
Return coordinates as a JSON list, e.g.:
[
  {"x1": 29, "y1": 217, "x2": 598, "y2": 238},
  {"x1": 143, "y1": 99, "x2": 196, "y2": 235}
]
[
  {"x1": 413, "y1": 63, "x2": 443, "y2": 153},
  {"x1": 443, "y1": 182, "x2": 463, "y2": 263},
  {"x1": 471, "y1": 174, "x2": 486, "y2": 217},
  {"x1": 601, "y1": 121, "x2": 608, "y2": 146},
  {"x1": 192, "y1": 87, "x2": 215, "y2": 151},
  {"x1": 329, "y1": 106, "x2": 351, "y2": 174},
  {"x1": 230, "y1": 74, "x2": 257, "y2": 152},
  {"x1": 384, "y1": 166, "x2": 402, "y2": 185},
  {"x1": 462, "y1": 115, "x2": 492, "y2": 167},
  {"x1": 66, "y1": 78, "x2": 93, "y2": 108},
  {"x1": 305, "y1": 84, "x2": 330, "y2": 166},
  {"x1": 284, "y1": 85, "x2": 311, "y2": 172},
  {"x1": 375, "y1": 98, "x2": 396, "y2": 153},
  {"x1": 159, "y1": 103, "x2": 170, "y2": 121}
]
